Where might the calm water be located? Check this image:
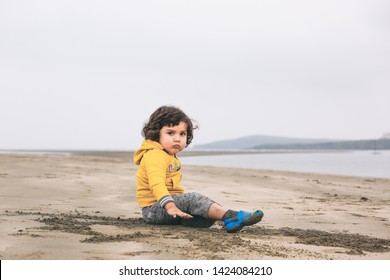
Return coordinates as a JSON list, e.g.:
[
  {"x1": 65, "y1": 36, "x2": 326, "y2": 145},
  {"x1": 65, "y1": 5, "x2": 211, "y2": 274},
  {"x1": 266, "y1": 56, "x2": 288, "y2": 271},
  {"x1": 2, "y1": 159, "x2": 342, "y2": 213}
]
[{"x1": 181, "y1": 150, "x2": 390, "y2": 179}]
